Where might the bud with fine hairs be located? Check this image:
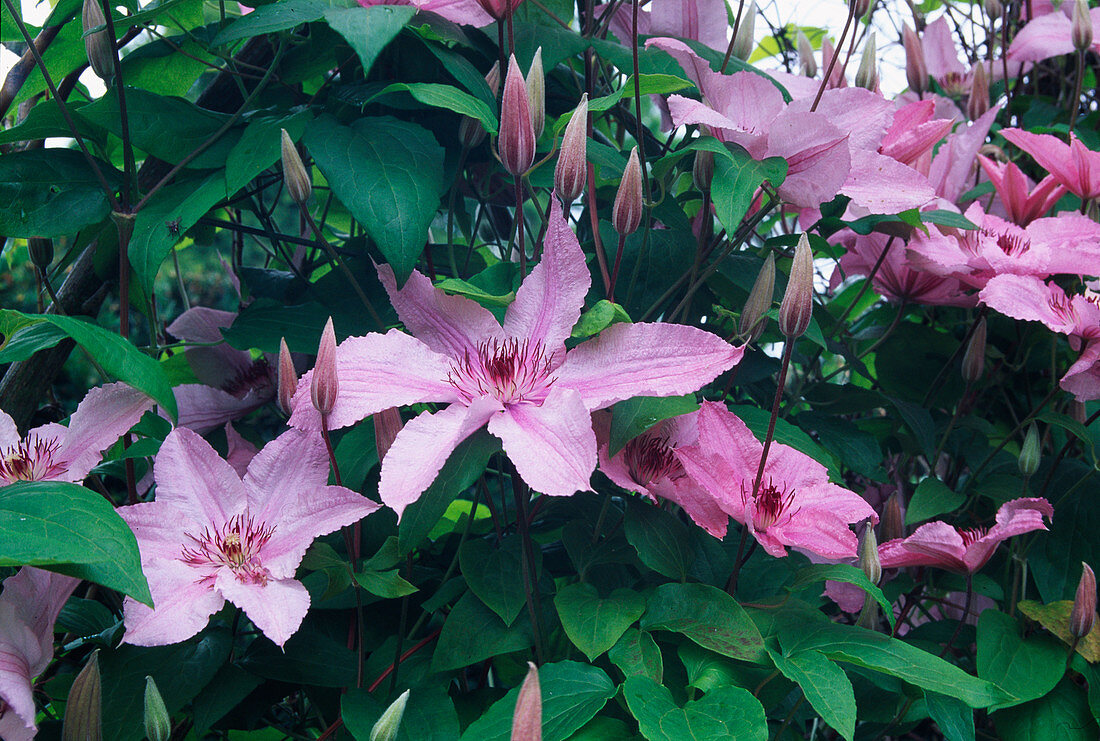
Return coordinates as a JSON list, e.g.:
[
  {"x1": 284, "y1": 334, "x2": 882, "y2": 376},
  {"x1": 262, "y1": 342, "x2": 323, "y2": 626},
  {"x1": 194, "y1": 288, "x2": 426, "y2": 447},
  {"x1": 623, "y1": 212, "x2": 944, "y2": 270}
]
[
  {"x1": 693, "y1": 148, "x2": 714, "y2": 192},
  {"x1": 856, "y1": 522, "x2": 881, "y2": 629},
  {"x1": 612, "y1": 147, "x2": 643, "y2": 236},
  {"x1": 511, "y1": 662, "x2": 542, "y2": 741},
  {"x1": 371, "y1": 689, "x2": 411, "y2": 741},
  {"x1": 961, "y1": 317, "x2": 986, "y2": 383},
  {"x1": 730, "y1": 1, "x2": 757, "y2": 61},
  {"x1": 902, "y1": 24, "x2": 928, "y2": 95},
  {"x1": 854, "y1": 32, "x2": 879, "y2": 91},
  {"x1": 967, "y1": 63, "x2": 989, "y2": 121},
  {"x1": 144, "y1": 676, "x2": 171, "y2": 741},
  {"x1": 311, "y1": 317, "x2": 339, "y2": 418},
  {"x1": 797, "y1": 30, "x2": 817, "y2": 78},
  {"x1": 28, "y1": 237, "x2": 54, "y2": 270},
  {"x1": 63, "y1": 650, "x2": 102, "y2": 741},
  {"x1": 1018, "y1": 422, "x2": 1041, "y2": 477},
  {"x1": 82, "y1": 0, "x2": 115, "y2": 81},
  {"x1": 739, "y1": 251, "x2": 775, "y2": 343},
  {"x1": 526, "y1": 47, "x2": 545, "y2": 141},
  {"x1": 374, "y1": 406, "x2": 403, "y2": 462},
  {"x1": 554, "y1": 93, "x2": 588, "y2": 204},
  {"x1": 778, "y1": 234, "x2": 814, "y2": 339},
  {"x1": 984, "y1": 0, "x2": 1003, "y2": 20},
  {"x1": 881, "y1": 491, "x2": 906, "y2": 543},
  {"x1": 499, "y1": 54, "x2": 536, "y2": 176},
  {"x1": 1071, "y1": 562, "x2": 1097, "y2": 640},
  {"x1": 281, "y1": 129, "x2": 312, "y2": 205},
  {"x1": 1072, "y1": 0, "x2": 1093, "y2": 52},
  {"x1": 277, "y1": 337, "x2": 297, "y2": 416},
  {"x1": 459, "y1": 61, "x2": 501, "y2": 148}
]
